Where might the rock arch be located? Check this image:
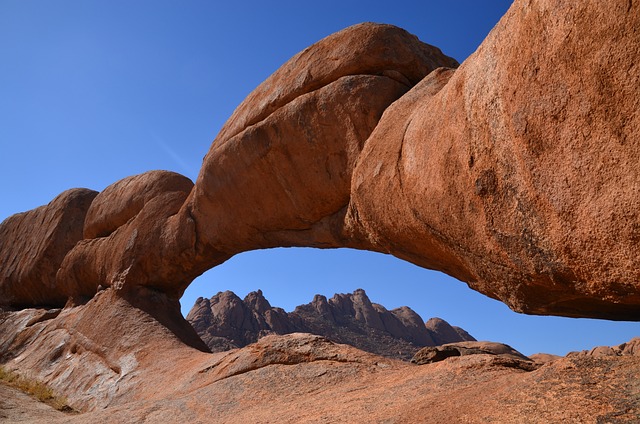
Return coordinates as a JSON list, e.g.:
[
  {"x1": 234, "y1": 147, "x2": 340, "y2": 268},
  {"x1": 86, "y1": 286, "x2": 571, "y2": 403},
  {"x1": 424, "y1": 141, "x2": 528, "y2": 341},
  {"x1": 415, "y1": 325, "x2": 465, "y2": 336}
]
[{"x1": 2, "y1": 4, "x2": 640, "y2": 325}]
